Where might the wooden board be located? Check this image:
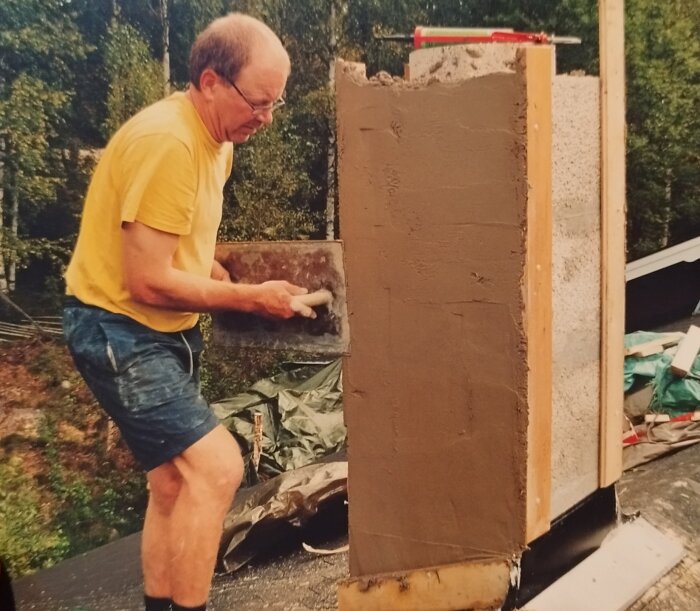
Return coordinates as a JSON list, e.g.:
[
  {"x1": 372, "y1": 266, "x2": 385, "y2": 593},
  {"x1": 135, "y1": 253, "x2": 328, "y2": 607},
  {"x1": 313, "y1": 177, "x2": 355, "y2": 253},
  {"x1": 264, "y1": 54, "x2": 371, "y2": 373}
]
[
  {"x1": 598, "y1": 0, "x2": 627, "y2": 487},
  {"x1": 521, "y1": 45, "x2": 554, "y2": 543},
  {"x1": 624, "y1": 332, "x2": 685, "y2": 357},
  {"x1": 337, "y1": 559, "x2": 511, "y2": 611},
  {"x1": 211, "y1": 241, "x2": 350, "y2": 355},
  {"x1": 670, "y1": 325, "x2": 700, "y2": 377}
]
